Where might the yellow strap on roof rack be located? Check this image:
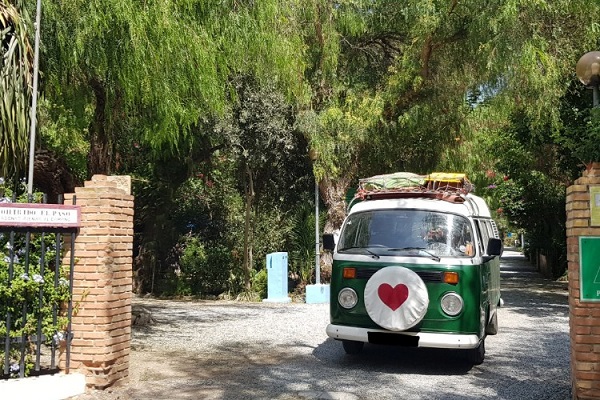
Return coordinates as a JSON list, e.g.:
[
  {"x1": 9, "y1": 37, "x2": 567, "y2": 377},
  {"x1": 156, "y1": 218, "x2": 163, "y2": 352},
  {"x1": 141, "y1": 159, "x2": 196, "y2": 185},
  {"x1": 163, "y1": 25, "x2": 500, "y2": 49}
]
[
  {"x1": 425, "y1": 172, "x2": 467, "y2": 183},
  {"x1": 424, "y1": 172, "x2": 474, "y2": 192}
]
